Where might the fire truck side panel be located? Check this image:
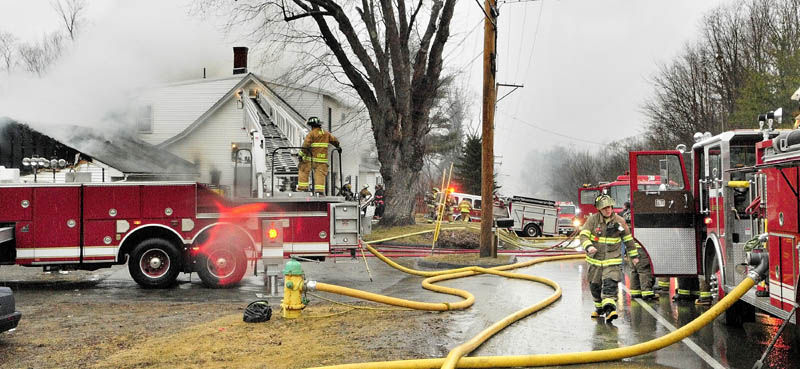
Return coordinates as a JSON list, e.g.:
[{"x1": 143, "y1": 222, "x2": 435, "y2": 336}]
[
  {"x1": 13, "y1": 222, "x2": 34, "y2": 264},
  {"x1": 31, "y1": 186, "x2": 81, "y2": 263},
  {"x1": 82, "y1": 220, "x2": 118, "y2": 262},
  {"x1": 288, "y1": 215, "x2": 330, "y2": 254},
  {"x1": 765, "y1": 167, "x2": 798, "y2": 233},
  {"x1": 141, "y1": 185, "x2": 196, "y2": 219},
  {"x1": 83, "y1": 185, "x2": 141, "y2": 220},
  {"x1": 779, "y1": 235, "x2": 798, "y2": 311},
  {"x1": 0, "y1": 187, "x2": 32, "y2": 222}
]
